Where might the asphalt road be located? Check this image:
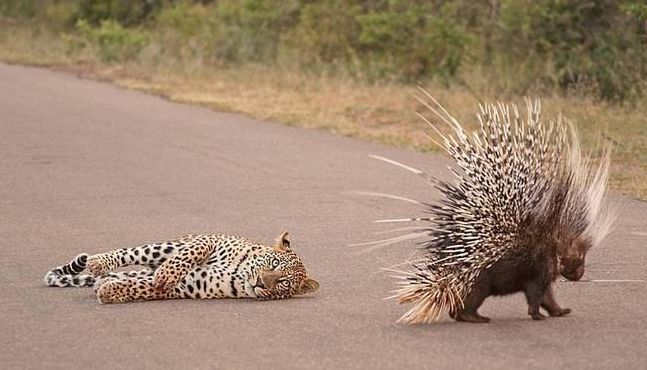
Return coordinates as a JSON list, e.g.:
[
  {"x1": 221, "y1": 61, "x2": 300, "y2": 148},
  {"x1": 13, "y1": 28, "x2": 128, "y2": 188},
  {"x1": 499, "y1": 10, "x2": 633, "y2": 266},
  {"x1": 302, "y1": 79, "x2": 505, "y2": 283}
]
[{"x1": 1, "y1": 63, "x2": 646, "y2": 370}]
